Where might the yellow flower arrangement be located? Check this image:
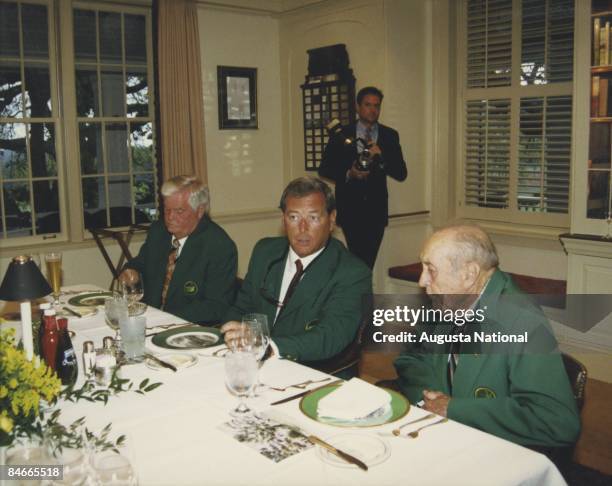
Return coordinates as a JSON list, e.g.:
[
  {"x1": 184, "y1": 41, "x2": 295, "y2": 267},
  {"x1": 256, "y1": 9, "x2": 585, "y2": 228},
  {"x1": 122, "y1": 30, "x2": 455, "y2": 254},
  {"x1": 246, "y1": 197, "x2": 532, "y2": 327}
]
[{"x1": 0, "y1": 328, "x2": 61, "y2": 446}]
